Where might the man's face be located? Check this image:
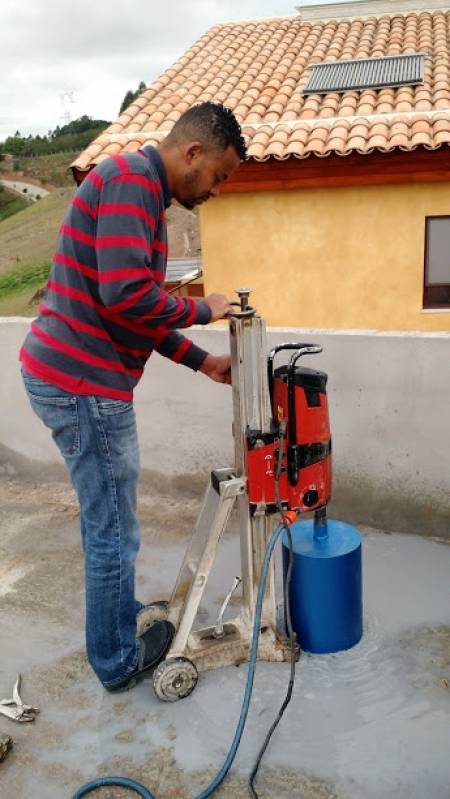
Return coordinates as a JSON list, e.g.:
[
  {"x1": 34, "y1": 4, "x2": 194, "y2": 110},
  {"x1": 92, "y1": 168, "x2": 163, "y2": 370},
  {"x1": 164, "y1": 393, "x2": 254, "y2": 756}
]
[{"x1": 176, "y1": 143, "x2": 241, "y2": 210}]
